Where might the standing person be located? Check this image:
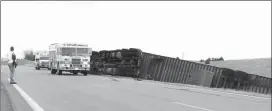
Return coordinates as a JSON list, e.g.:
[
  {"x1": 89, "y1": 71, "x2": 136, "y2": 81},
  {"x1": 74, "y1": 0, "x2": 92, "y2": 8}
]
[{"x1": 8, "y1": 46, "x2": 17, "y2": 84}]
